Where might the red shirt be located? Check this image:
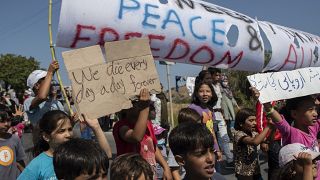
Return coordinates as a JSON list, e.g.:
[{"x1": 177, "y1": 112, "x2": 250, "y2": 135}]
[
  {"x1": 113, "y1": 119, "x2": 157, "y2": 156},
  {"x1": 256, "y1": 101, "x2": 282, "y2": 141}
]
